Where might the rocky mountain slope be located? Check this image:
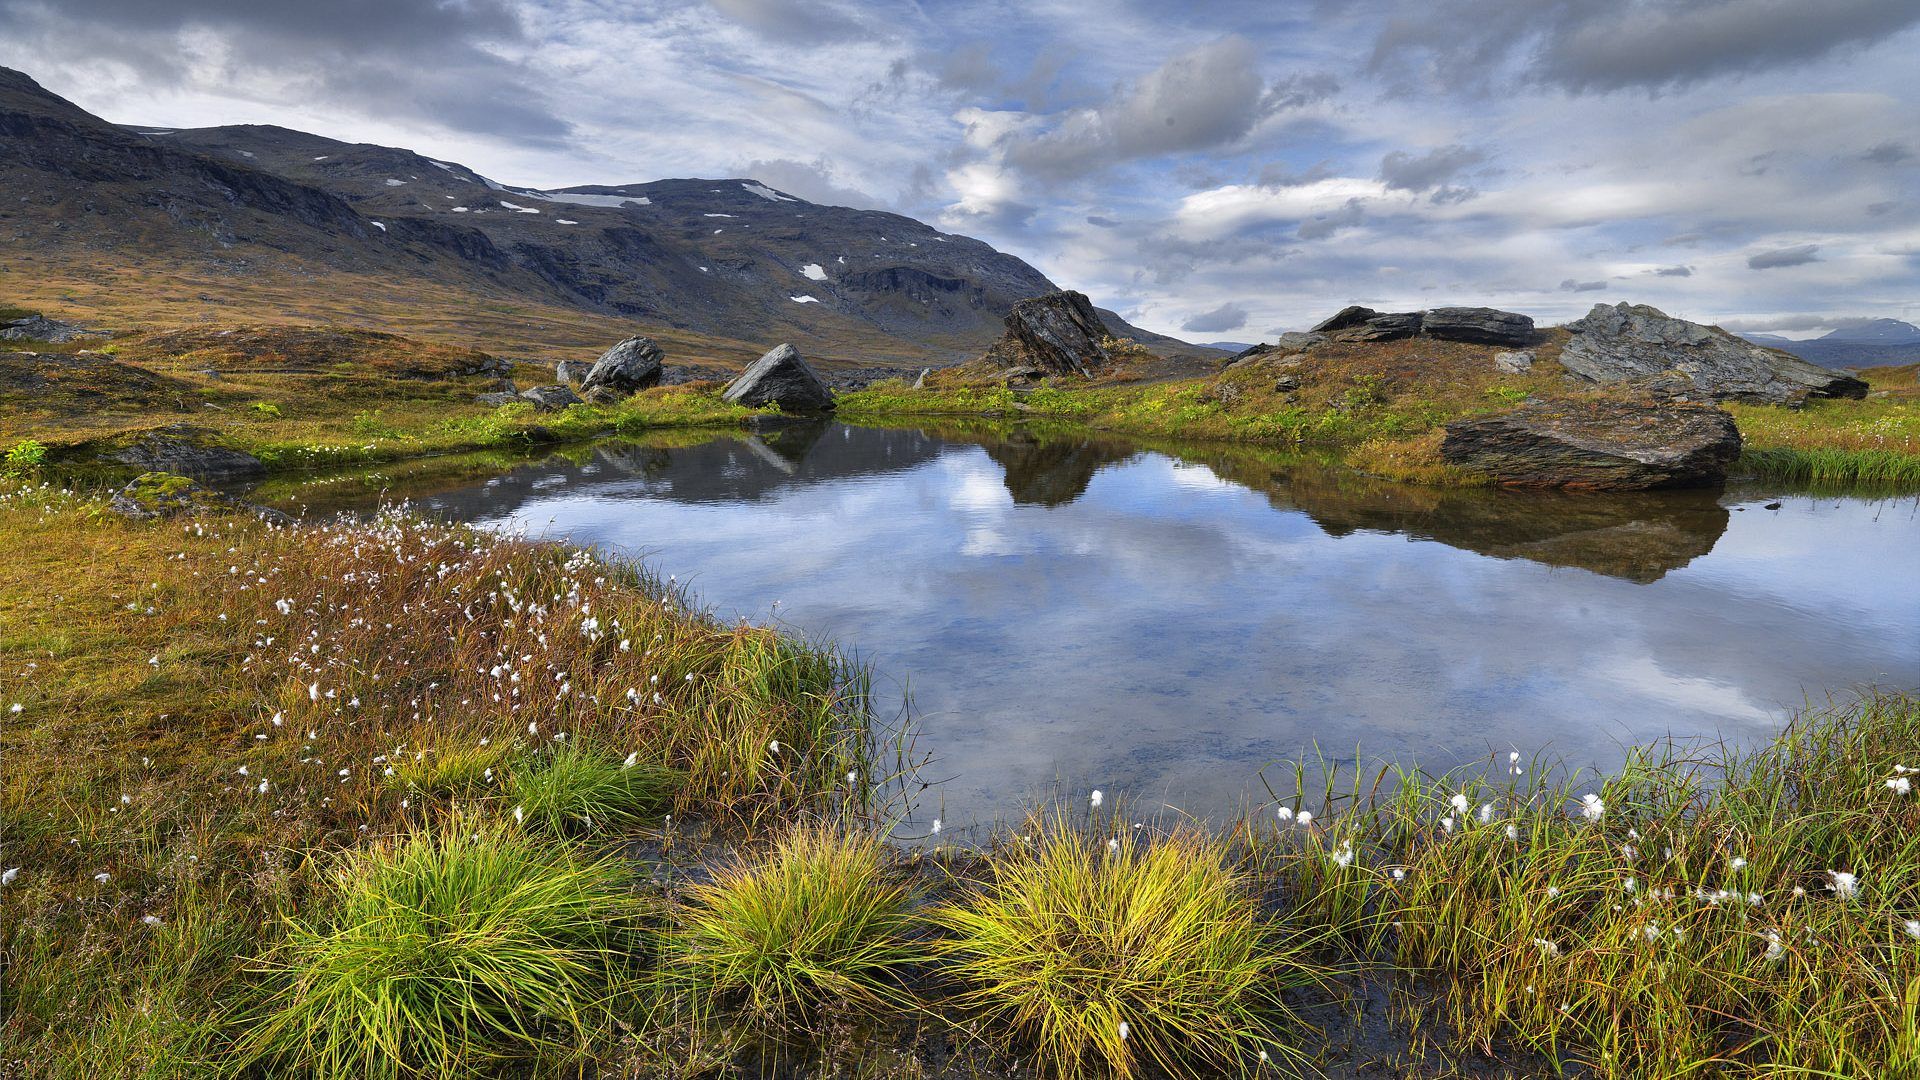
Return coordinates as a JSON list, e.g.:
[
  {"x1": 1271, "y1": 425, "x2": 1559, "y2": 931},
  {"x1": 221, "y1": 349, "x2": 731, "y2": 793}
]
[{"x1": 0, "y1": 65, "x2": 1198, "y2": 366}]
